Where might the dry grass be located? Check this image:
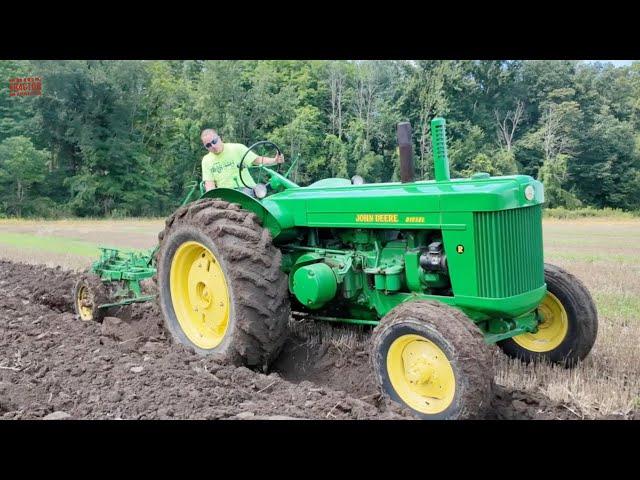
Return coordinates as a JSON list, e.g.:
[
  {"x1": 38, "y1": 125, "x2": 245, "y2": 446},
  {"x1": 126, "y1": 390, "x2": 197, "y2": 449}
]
[
  {"x1": 495, "y1": 220, "x2": 640, "y2": 418},
  {"x1": 288, "y1": 316, "x2": 372, "y2": 352}
]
